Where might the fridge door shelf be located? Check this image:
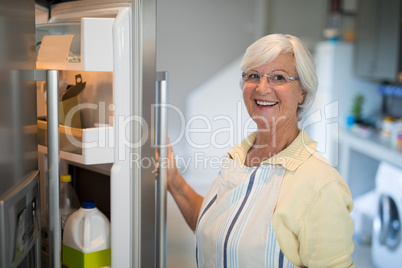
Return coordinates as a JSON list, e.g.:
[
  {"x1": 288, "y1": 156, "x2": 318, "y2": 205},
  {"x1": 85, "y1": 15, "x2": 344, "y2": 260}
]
[
  {"x1": 36, "y1": 18, "x2": 114, "y2": 72},
  {"x1": 37, "y1": 120, "x2": 114, "y2": 165}
]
